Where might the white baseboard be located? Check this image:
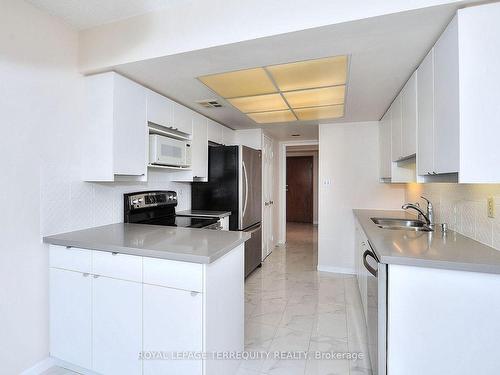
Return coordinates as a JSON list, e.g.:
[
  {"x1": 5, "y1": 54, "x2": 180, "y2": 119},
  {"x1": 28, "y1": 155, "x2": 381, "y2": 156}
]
[
  {"x1": 317, "y1": 265, "x2": 354, "y2": 275},
  {"x1": 21, "y1": 357, "x2": 55, "y2": 375}
]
